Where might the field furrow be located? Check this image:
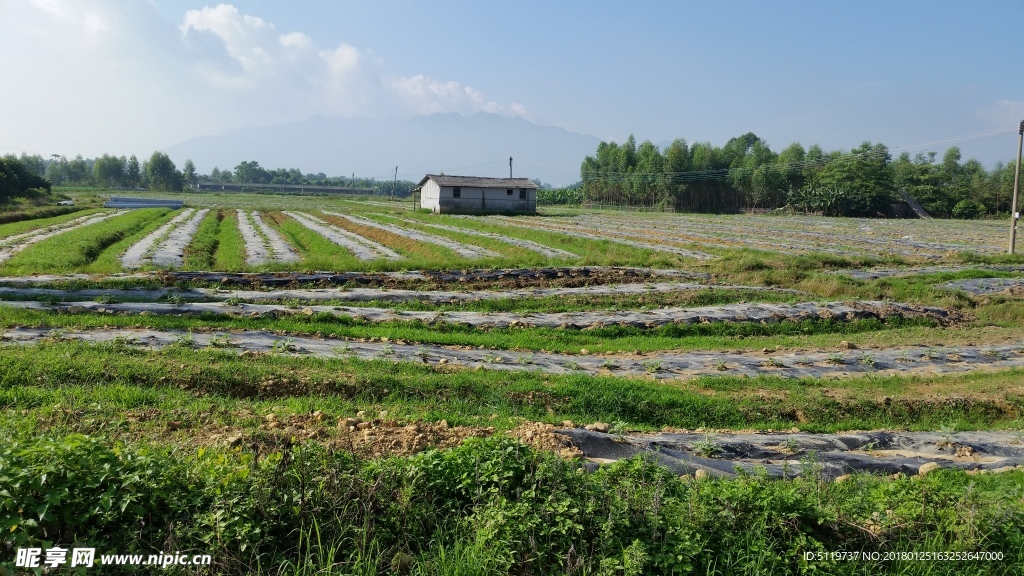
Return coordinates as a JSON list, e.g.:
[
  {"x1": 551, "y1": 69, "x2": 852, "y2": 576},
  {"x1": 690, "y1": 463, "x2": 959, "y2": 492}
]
[
  {"x1": 149, "y1": 209, "x2": 210, "y2": 267},
  {"x1": 283, "y1": 211, "x2": 400, "y2": 260},
  {"x1": 236, "y1": 210, "x2": 298, "y2": 265},
  {"x1": 328, "y1": 212, "x2": 499, "y2": 259},
  {"x1": 251, "y1": 211, "x2": 299, "y2": 263},
  {"x1": 4, "y1": 327, "x2": 1021, "y2": 381},
  {"x1": 236, "y1": 210, "x2": 272, "y2": 265},
  {"x1": 486, "y1": 215, "x2": 716, "y2": 260},
  {"x1": 402, "y1": 219, "x2": 578, "y2": 258},
  {"x1": 0, "y1": 211, "x2": 119, "y2": 263},
  {"x1": 0, "y1": 280, "x2": 787, "y2": 304},
  {"x1": 577, "y1": 212, "x2": 1005, "y2": 257},
  {"x1": 2, "y1": 299, "x2": 953, "y2": 330},
  {"x1": 120, "y1": 208, "x2": 196, "y2": 268}
]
